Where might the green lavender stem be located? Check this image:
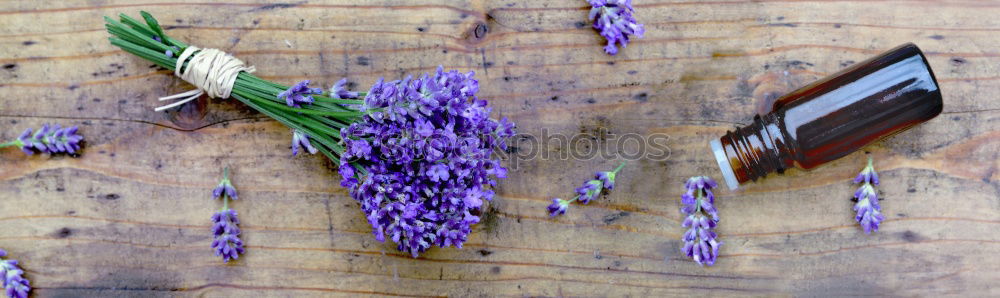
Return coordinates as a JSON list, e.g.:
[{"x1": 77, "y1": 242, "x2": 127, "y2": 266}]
[
  {"x1": 105, "y1": 11, "x2": 365, "y2": 161},
  {"x1": 565, "y1": 162, "x2": 627, "y2": 204},
  {"x1": 611, "y1": 161, "x2": 627, "y2": 174},
  {"x1": 0, "y1": 140, "x2": 20, "y2": 148}
]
